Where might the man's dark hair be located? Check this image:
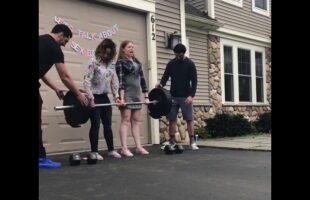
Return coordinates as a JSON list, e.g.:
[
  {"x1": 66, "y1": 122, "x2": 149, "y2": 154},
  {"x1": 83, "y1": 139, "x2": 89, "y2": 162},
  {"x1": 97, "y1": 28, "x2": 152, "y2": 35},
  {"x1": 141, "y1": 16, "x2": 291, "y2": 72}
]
[
  {"x1": 51, "y1": 24, "x2": 73, "y2": 38},
  {"x1": 173, "y1": 43, "x2": 186, "y2": 54}
]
